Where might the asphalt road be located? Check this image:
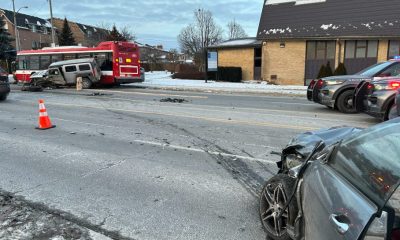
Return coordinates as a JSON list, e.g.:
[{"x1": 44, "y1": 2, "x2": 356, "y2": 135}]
[{"x1": 0, "y1": 86, "x2": 380, "y2": 240}]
